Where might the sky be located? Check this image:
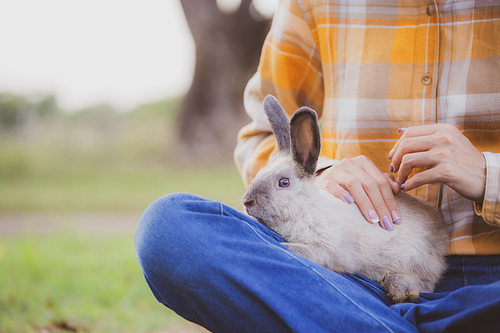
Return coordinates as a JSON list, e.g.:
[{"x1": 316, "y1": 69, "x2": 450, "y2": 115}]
[{"x1": 0, "y1": 0, "x2": 277, "y2": 112}]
